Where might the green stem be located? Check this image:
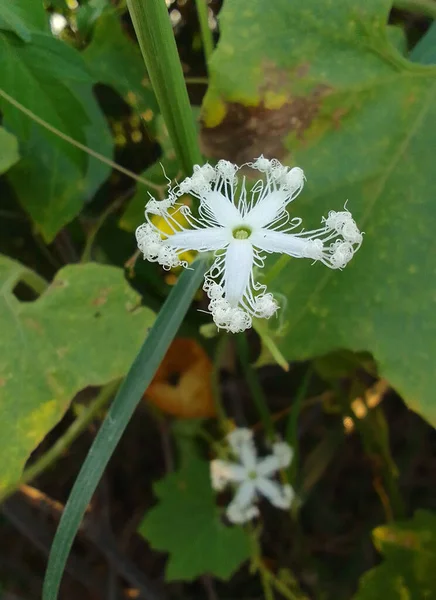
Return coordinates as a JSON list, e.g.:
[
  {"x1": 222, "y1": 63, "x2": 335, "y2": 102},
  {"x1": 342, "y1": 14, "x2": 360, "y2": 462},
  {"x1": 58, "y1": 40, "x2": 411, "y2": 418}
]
[
  {"x1": 286, "y1": 368, "x2": 312, "y2": 486},
  {"x1": 260, "y1": 567, "x2": 276, "y2": 600},
  {"x1": 185, "y1": 76, "x2": 209, "y2": 85},
  {"x1": 0, "y1": 87, "x2": 162, "y2": 192},
  {"x1": 251, "y1": 529, "x2": 302, "y2": 600},
  {"x1": 127, "y1": 0, "x2": 203, "y2": 174},
  {"x1": 21, "y1": 270, "x2": 48, "y2": 295},
  {"x1": 393, "y1": 0, "x2": 436, "y2": 19},
  {"x1": 211, "y1": 335, "x2": 230, "y2": 431},
  {"x1": 267, "y1": 571, "x2": 303, "y2": 600},
  {"x1": 236, "y1": 333, "x2": 275, "y2": 440},
  {"x1": 0, "y1": 380, "x2": 120, "y2": 503},
  {"x1": 194, "y1": 0, "x2": 214, "y2": 64}
]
